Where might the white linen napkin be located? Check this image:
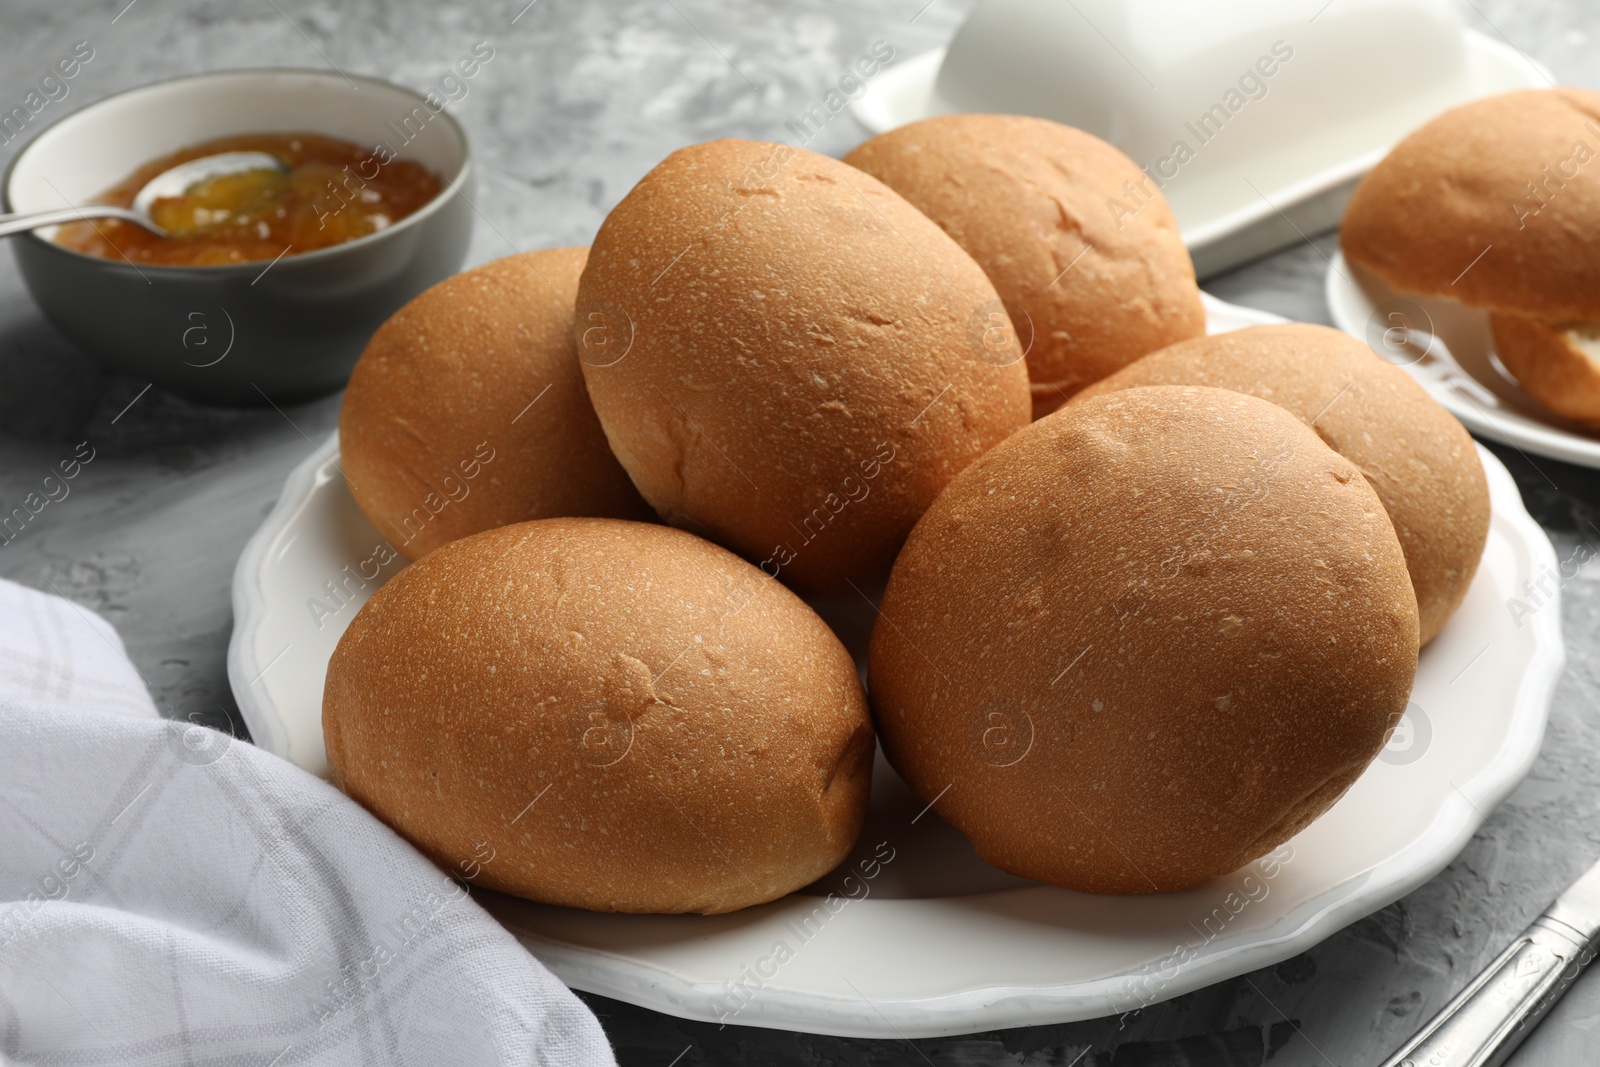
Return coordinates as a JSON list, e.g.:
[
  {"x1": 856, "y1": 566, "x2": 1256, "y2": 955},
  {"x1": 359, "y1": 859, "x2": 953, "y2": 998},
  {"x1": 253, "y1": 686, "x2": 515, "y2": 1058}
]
[{"x1": 0, "y1": 577, "x2": 617, "y2": 1066}]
